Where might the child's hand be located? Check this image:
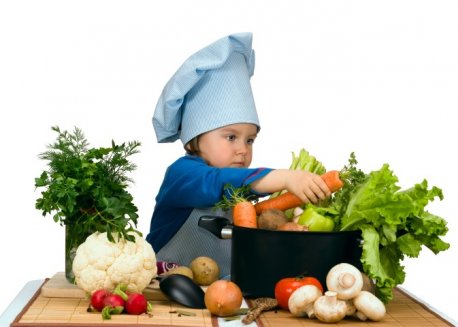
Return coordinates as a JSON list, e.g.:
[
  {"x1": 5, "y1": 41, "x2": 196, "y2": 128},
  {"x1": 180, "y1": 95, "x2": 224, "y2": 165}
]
[
  {"x1": 251, "y1": 169, "x2": 331, "y2": 204},
  {"x1": 284, "y1": 170, "x2": 331, "y2": 204}
]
